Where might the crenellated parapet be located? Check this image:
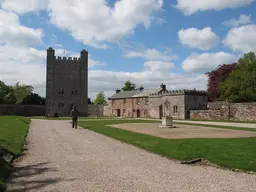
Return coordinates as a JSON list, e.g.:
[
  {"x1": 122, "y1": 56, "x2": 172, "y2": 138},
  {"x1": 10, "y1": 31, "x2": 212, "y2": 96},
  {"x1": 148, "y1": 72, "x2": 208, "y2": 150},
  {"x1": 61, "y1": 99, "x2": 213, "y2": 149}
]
[
  {"x1": 149, "y1": 89, "x2": 207, "y2": 97},
  {"x1": 55, "y1": 56, "x2": 79, "y2": 60}
]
